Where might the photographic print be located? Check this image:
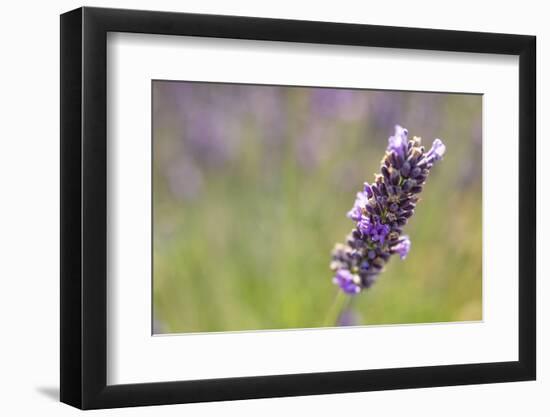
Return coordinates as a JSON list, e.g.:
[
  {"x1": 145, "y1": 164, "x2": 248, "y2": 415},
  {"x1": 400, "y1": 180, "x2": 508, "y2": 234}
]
[
  {"x1": 152, "y1": 81, "x2": 482, "y2": 334},
  {"x1": 60, "y1": 8, "x2": 536, "y2": 407}
]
